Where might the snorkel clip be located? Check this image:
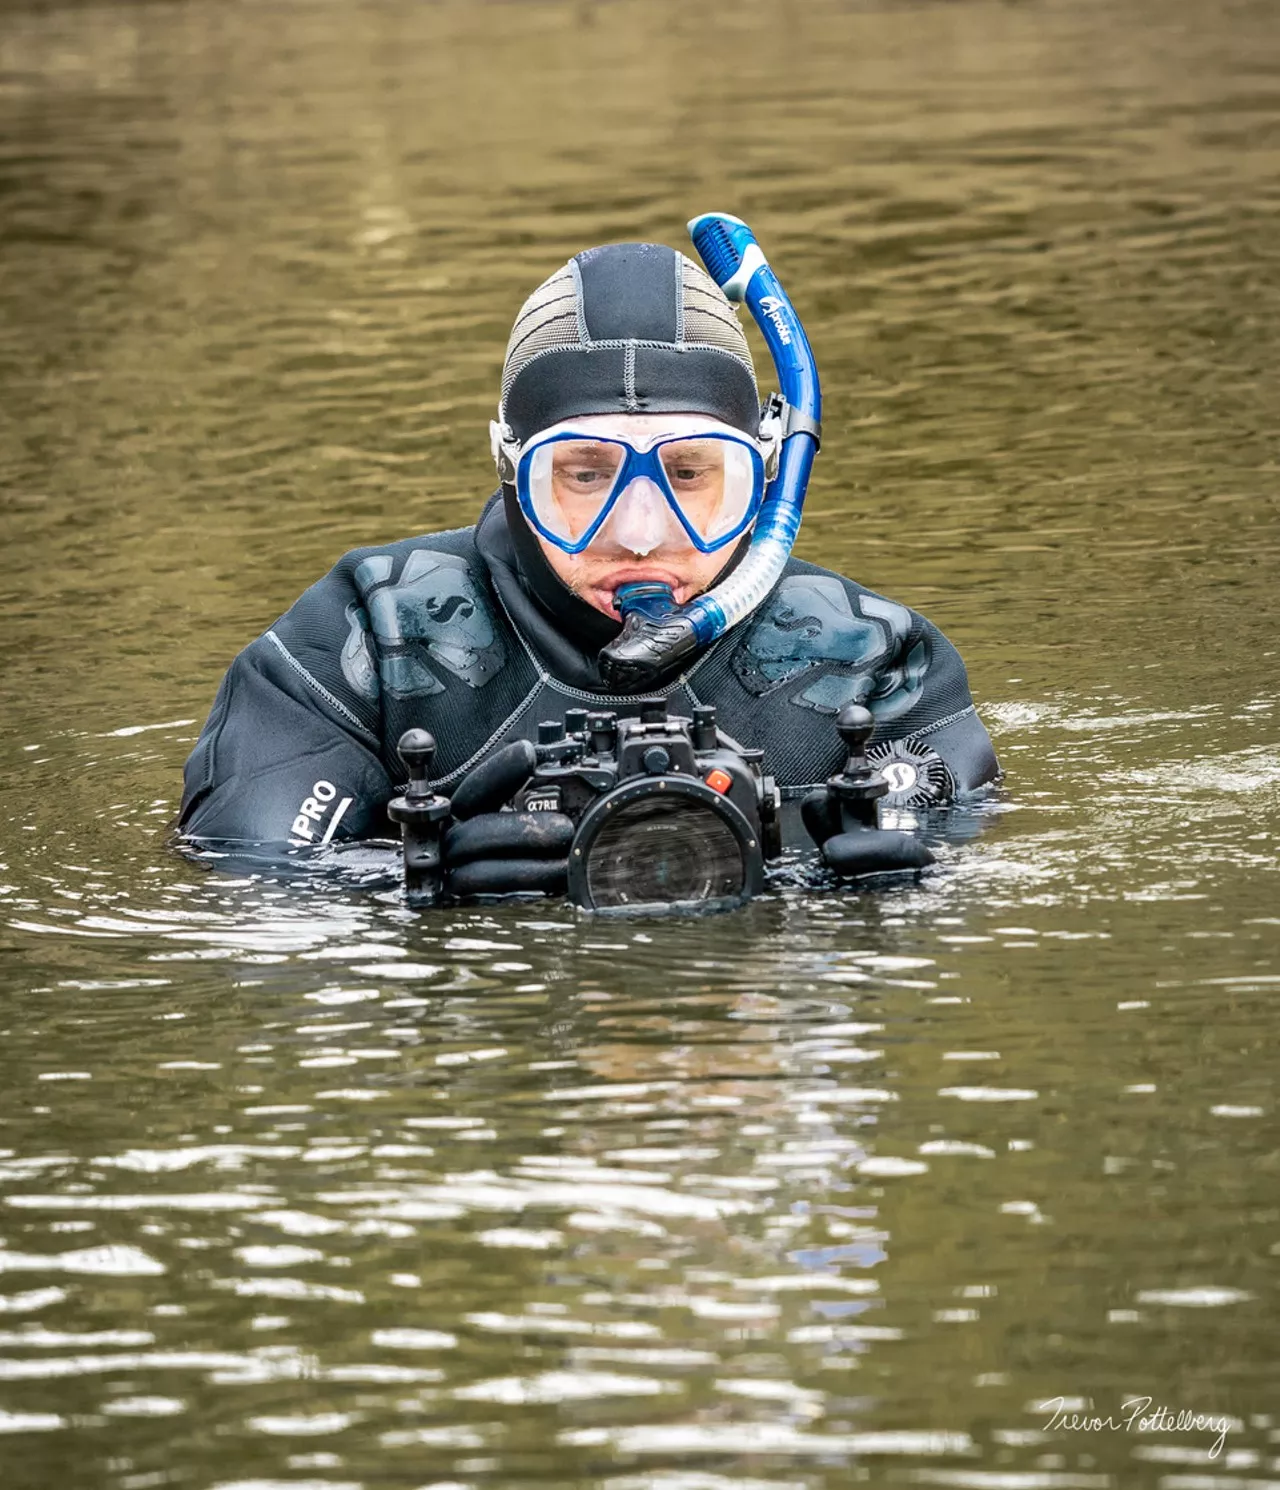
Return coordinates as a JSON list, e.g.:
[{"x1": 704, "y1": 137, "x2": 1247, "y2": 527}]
[{"x1": 764, "y1": 390, "x2": 822, "y2": 451}]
